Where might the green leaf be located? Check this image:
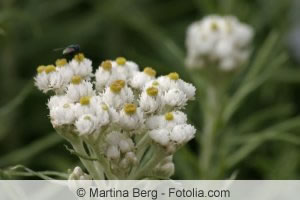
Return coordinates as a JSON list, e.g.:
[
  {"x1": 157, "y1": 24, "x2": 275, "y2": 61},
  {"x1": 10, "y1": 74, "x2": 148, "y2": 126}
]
[
  {"x1": 64, "y1": 145, "x2": 98, "y2": 161},
  {"x1": 237, "y1": 103, "x2": 295, "y2": 133},
  {"x1": 244, "y1": 32, "x2": 280, "y2": 82},
  {"x1": 227, "y1": 116, "x2": 300, "y2": 169},
  {"x1": 0, "y1": 133, "x2": 62, "y2": 167},
  {"x1": 223, "y1": 53, "x2": 288, "y2": 123},
  {"x1": 1, "y1": 165, "x2": 68, "y2": 180},
  {"x1": 0, "y1": 82, "x2": 33, "y2": 118}
]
